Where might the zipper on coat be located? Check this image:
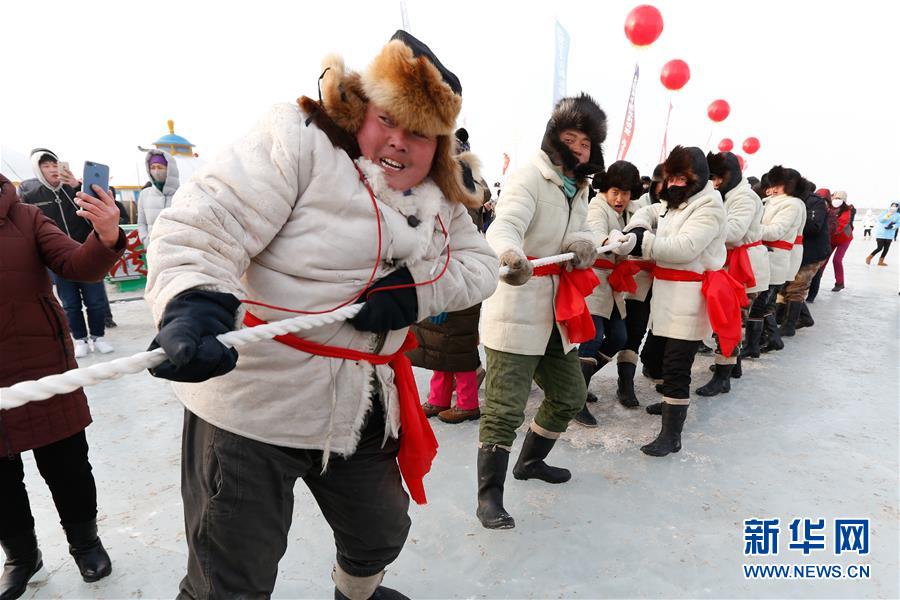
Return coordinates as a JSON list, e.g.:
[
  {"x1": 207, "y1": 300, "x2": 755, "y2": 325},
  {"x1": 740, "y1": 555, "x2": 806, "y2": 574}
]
[{"x1": 54, "y1": 191, "x2": 72, "y2": 237}]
